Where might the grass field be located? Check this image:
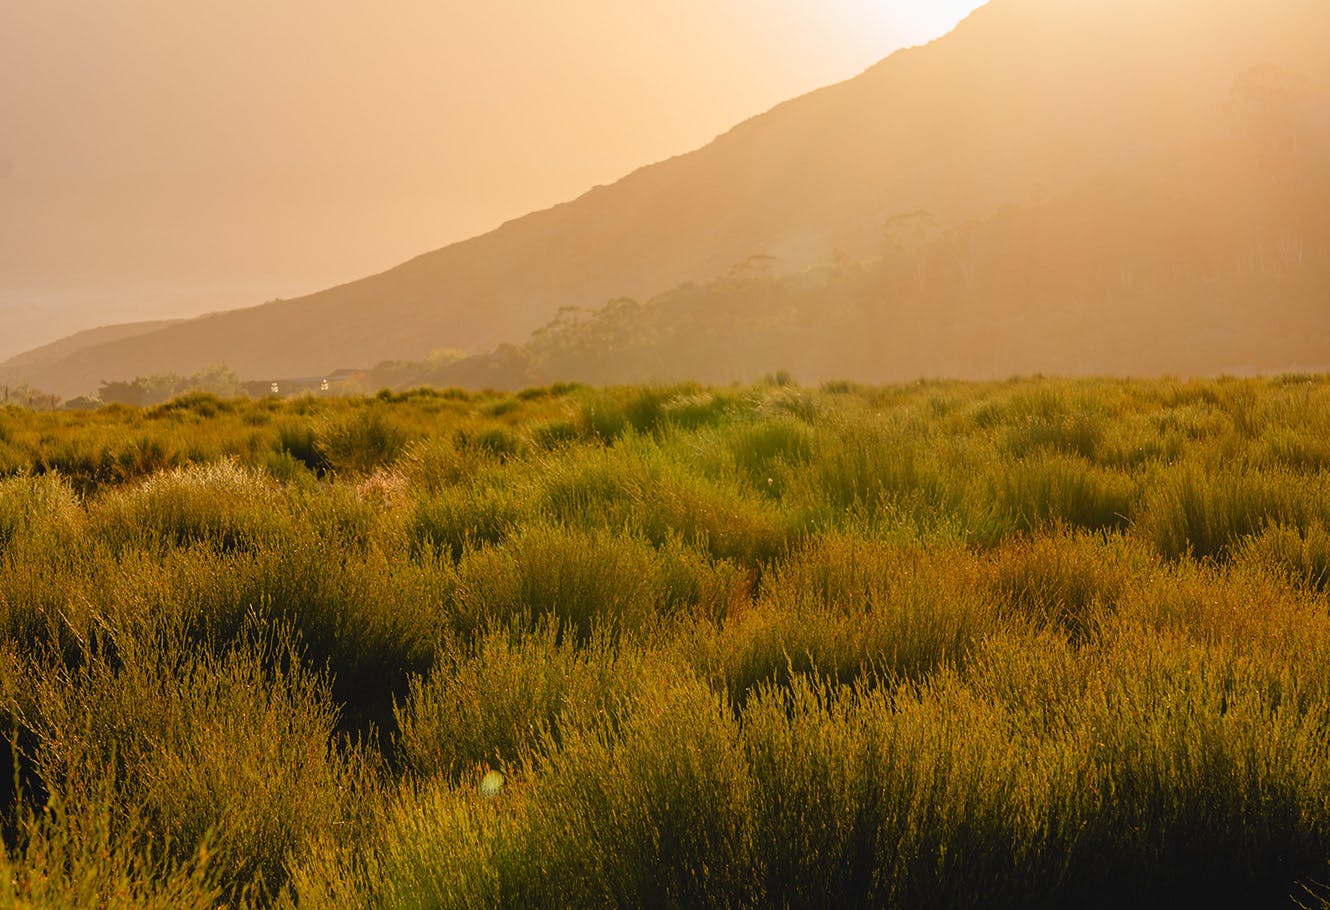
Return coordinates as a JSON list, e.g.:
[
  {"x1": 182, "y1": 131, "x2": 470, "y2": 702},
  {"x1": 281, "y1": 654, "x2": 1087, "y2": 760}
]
[{"x1": 2, "y1": 376, "x2": 1330, "y2": 908}]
